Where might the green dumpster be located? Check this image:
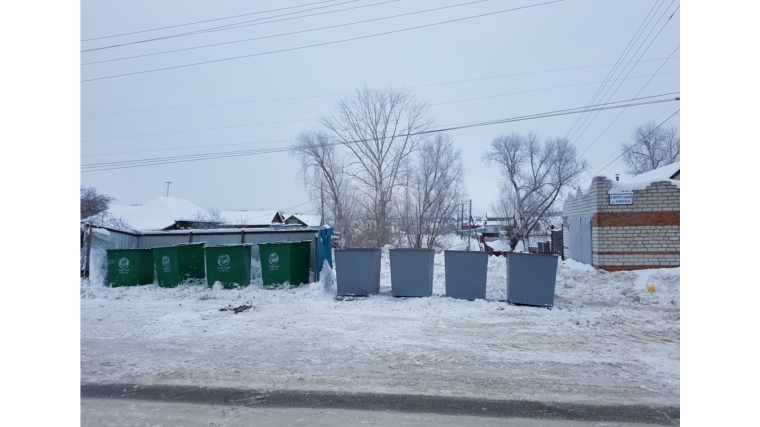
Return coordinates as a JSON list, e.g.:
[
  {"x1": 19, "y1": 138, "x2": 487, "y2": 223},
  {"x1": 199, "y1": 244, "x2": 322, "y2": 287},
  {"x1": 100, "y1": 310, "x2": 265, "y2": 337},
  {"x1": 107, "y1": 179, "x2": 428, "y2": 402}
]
[
  {"x1": 106, "y1": 248, "x2": 154, "y2": 287},
  {"x1": 258, "y1": 240, "x2": 311, "y2": 287},
  {"x1": 152, "y1": 242, "x2": 206, "y2": 288},
  {"x1": 205, "y1": 244, "x2": 252, "y2": 289}
]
